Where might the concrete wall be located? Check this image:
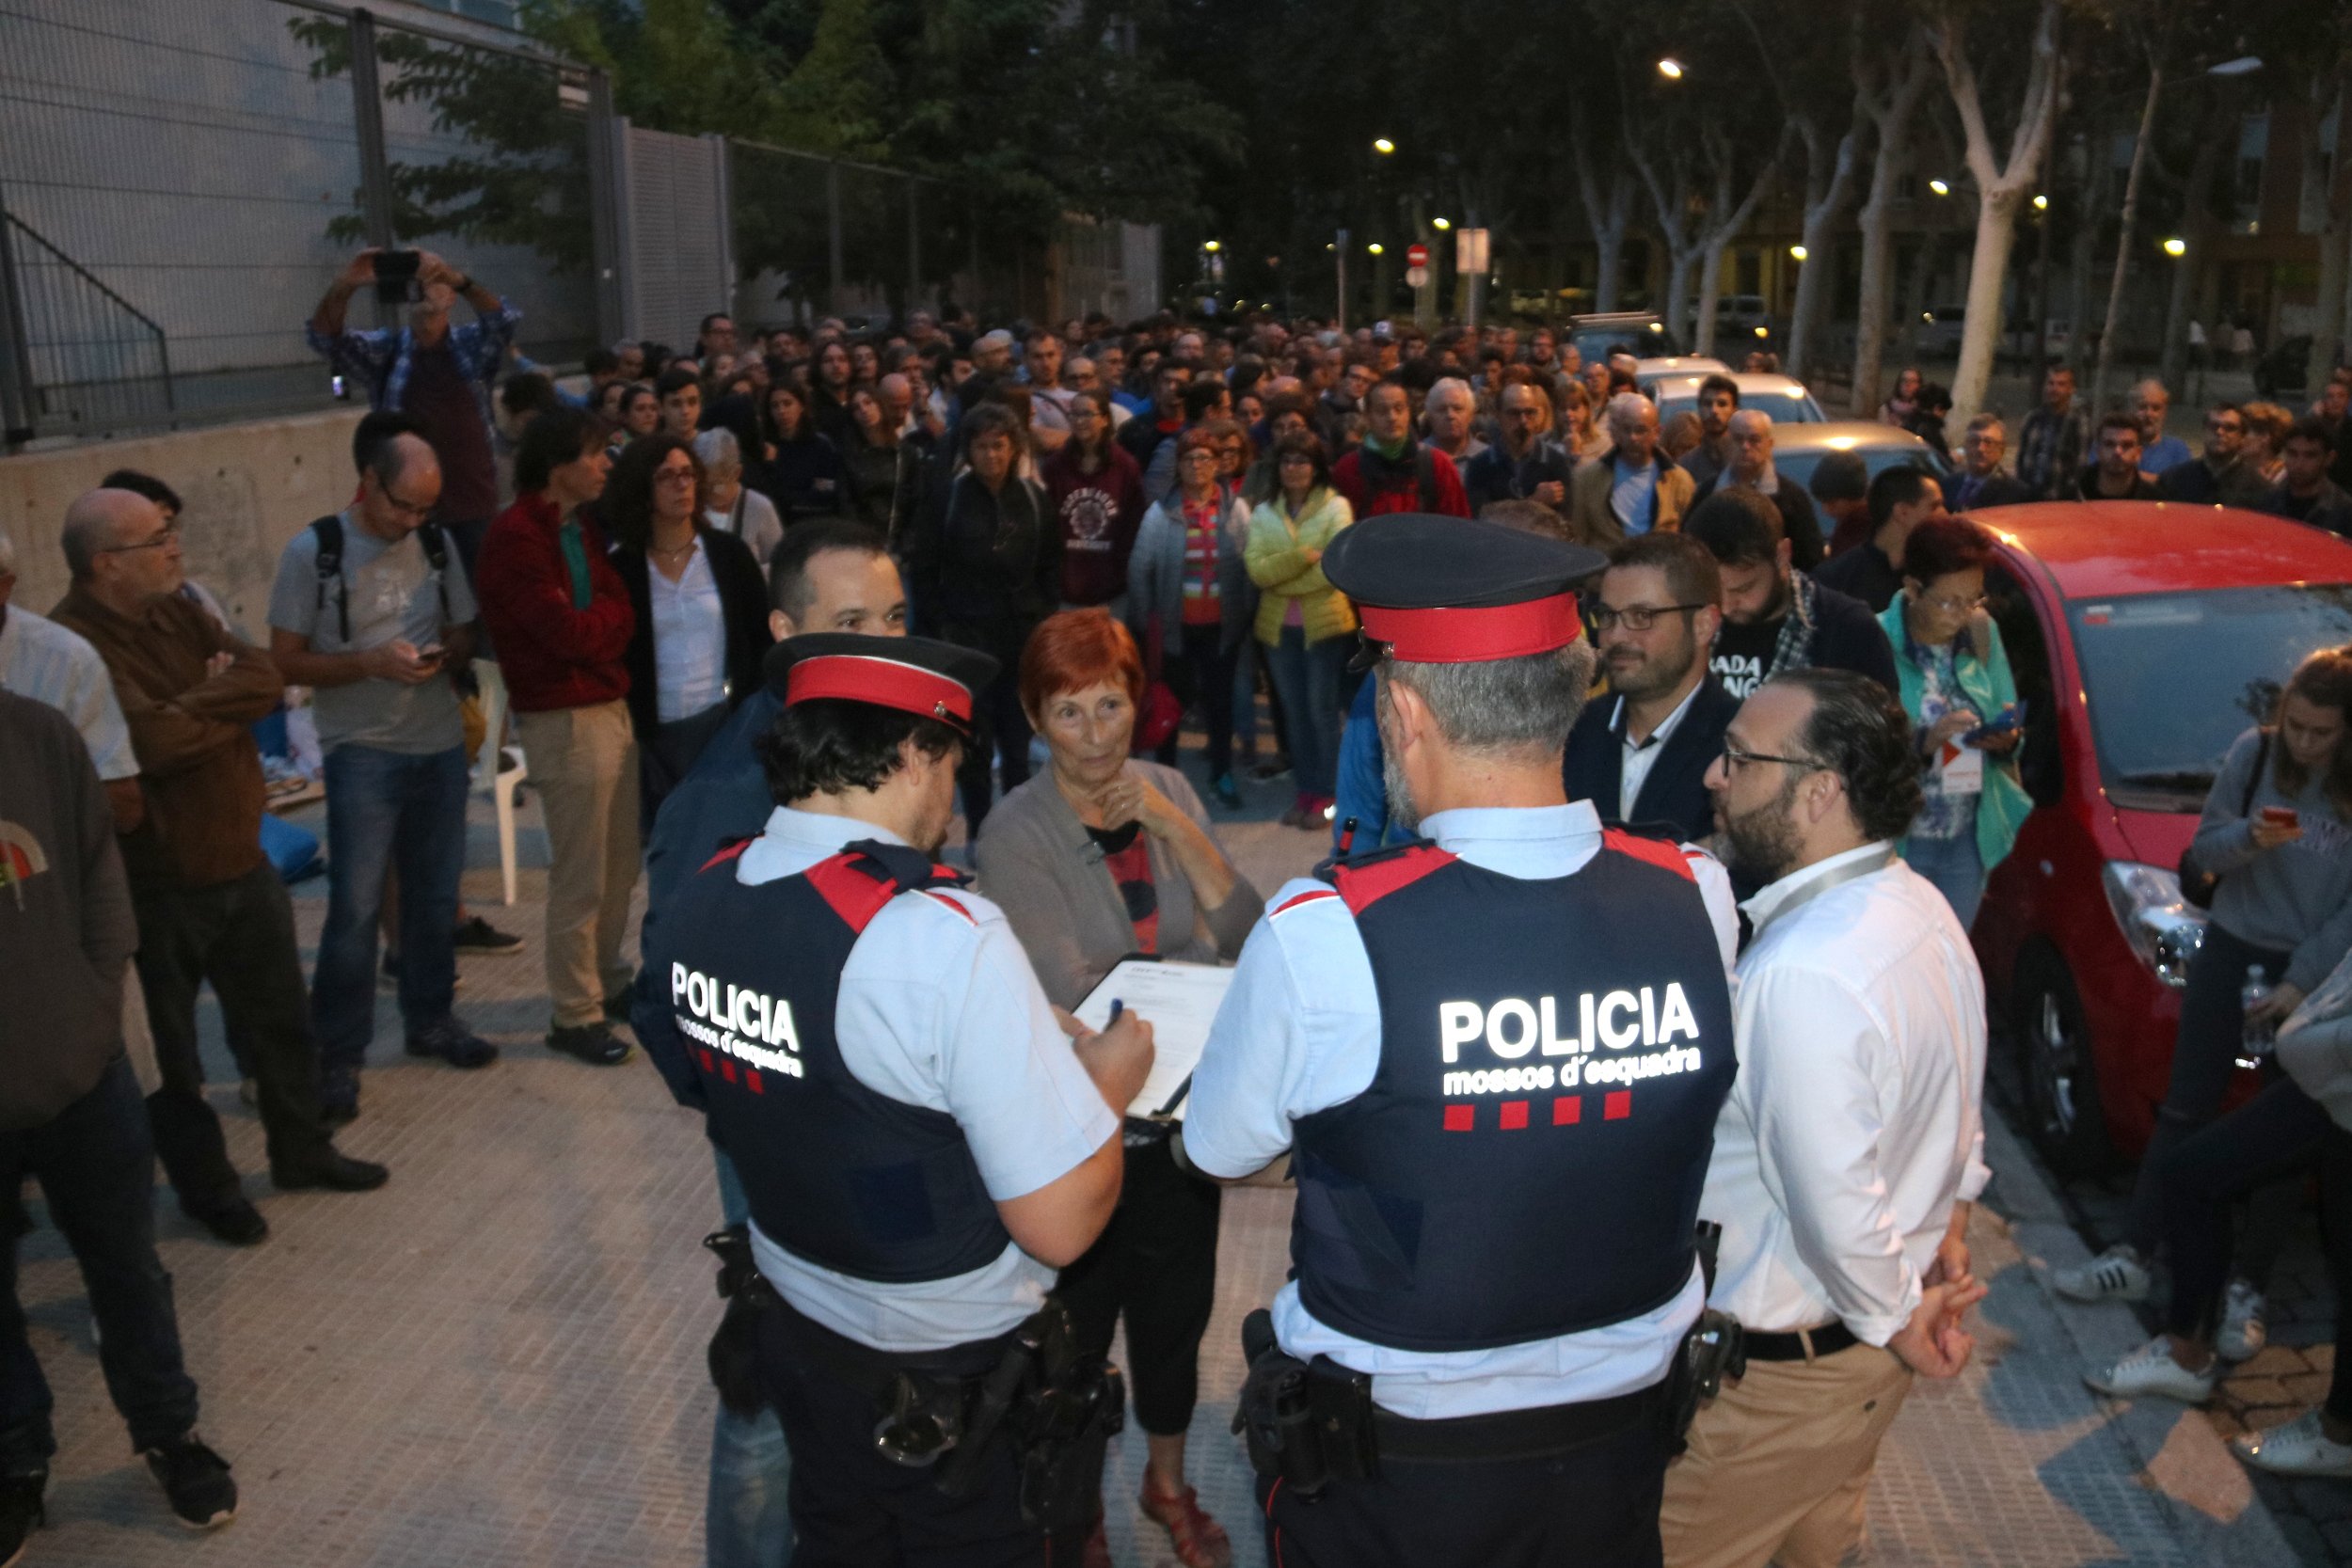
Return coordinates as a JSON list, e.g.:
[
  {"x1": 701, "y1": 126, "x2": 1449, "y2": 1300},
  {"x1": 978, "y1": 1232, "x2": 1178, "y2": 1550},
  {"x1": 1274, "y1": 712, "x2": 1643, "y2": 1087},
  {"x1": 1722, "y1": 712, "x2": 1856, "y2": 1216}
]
[{"x1": 1, "y1": 408, "x2": 365, "y2": 633}]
